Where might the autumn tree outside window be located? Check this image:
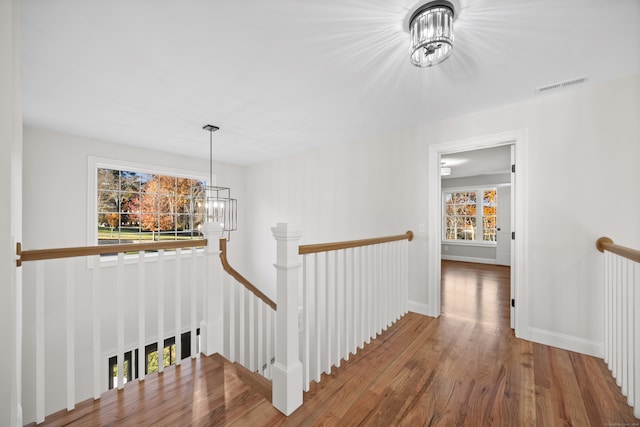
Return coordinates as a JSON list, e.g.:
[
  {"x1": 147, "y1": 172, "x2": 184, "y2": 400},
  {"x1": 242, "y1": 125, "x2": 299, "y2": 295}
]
[
  {"x1": 443, "y1": 188, "x2": 497, "y2": 242},
  {"x1": 97, "y1": 167, "x2": 207, "y2": 245}
]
